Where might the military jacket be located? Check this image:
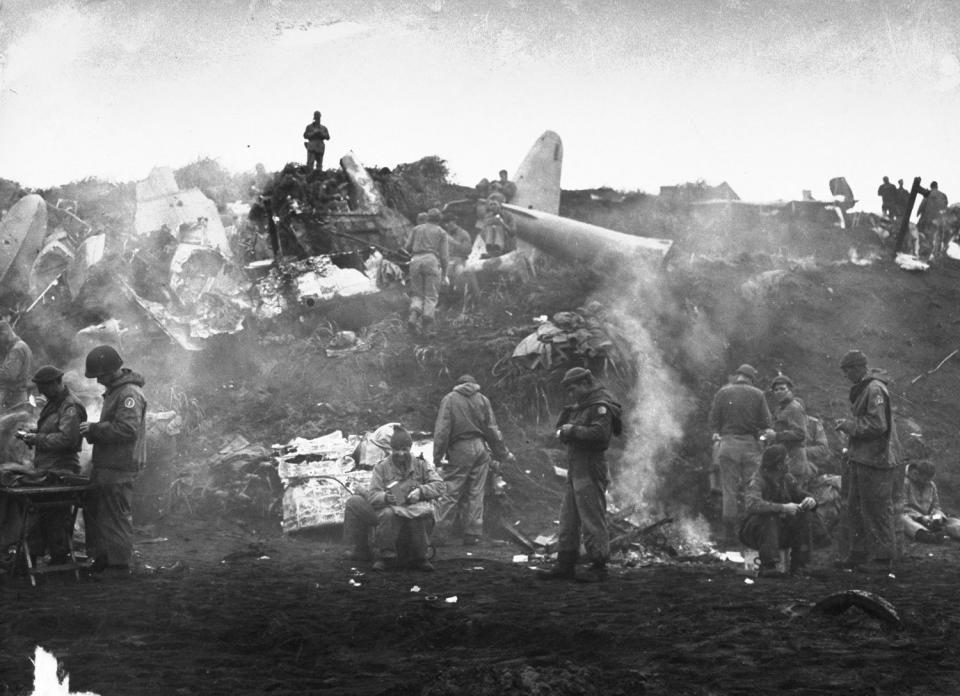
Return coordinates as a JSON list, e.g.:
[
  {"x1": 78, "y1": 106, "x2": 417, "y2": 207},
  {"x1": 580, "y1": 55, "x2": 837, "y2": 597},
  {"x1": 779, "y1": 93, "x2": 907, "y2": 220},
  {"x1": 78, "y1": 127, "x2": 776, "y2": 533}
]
[{"x1": 34, "y1": 388, "x2": 87, "y2": 473}]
